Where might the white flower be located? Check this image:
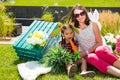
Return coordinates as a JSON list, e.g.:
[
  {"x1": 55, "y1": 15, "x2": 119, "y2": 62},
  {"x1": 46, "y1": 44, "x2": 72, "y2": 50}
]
[
  {"x1": 26, "y1": 31, "x2": 47, "y2": 47},
  {"x1": 104, "y1": 33, "x2": 116, "y2": 43}
]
